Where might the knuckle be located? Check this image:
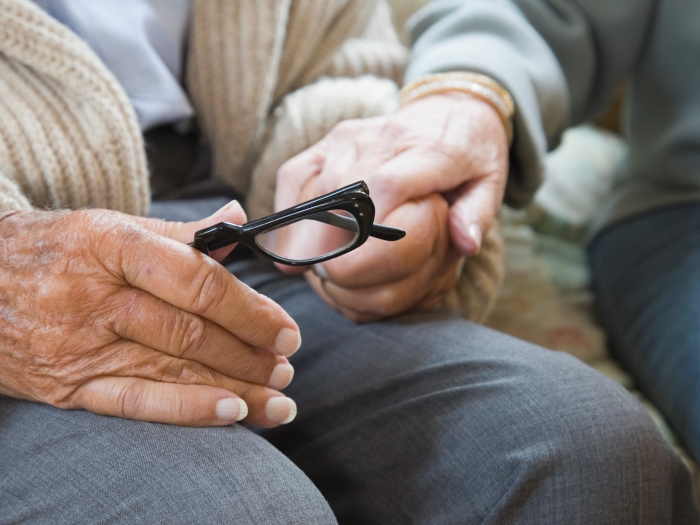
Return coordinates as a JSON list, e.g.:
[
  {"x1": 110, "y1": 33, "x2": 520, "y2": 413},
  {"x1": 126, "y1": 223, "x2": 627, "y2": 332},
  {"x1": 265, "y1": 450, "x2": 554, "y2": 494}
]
[
  {"x1": 110, "y1": 287, "x2": 144, "y2": 323},
  {"x1": 343, "y1": 309, "x2": 365, "y2": 323},
  {"x1": 169, "y1": 391, "x2": 187, "y2": 422},
  {"x1": 233, "y1": 358, "x2": 259, "y2": 382},
  {"x1": 371, "y1": 171, "x2": 399, "y2": 196},
  {"x1": 245, "y1": 311, "x2": 278, "y2": 344},
  {"x1": 160, "y1": 359, "x2": 203, "y2": 385},
  {"x1": 28, "y1": 341, "x2": 96, "y2": 393},
  {"x1": 231, "y1": 381, "x2": 254, "y2": 401},
  {"x1": 79, "y1": 209, "x2": 137, "y2": 249},
  {"x1": 116, "y1": 379, "x2": 146, "y2": 419},
  {"x1": 345, "y1": 308, "x2": 379, "y2": 324},
  {"x1": 27, "y1": 343, "x2": 62, "y2": 373},
  {"x1": 245, "y1": 349, "x2": 277, "y2": 382},
  {"x1": 173, "y1": 314, "x2": 209, "y2": 359},
  {"x1": 276, "y1": 159, "x2": 295, "y2": 182},
  {"x1": 415, "y1": 295, "x2": 443, "y2": 314},
  {"x1": 90, "y1": 216, "x2": 152, "y2": 276},
  {"x1": 445, "y1": 267, "x2": 460, "y2": 291},
  {"x1": 331, "y1": 119, "x2": 362, "y2": 137},
  {"x1": 44, "y1": 387, "x2": 75, "y2": 409},
  {"x1": 234, "y1": 286, "x2": 283, "y2": 342},
  {"x1": 381, "y1": 118, "x2": 412, "y2": 142},
  {"x1": 190, "y1": 263, "x2": 229, "y2": 314},
  {"x1": 362, "y1": 288, "x2": 402, "y2": 319}
]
